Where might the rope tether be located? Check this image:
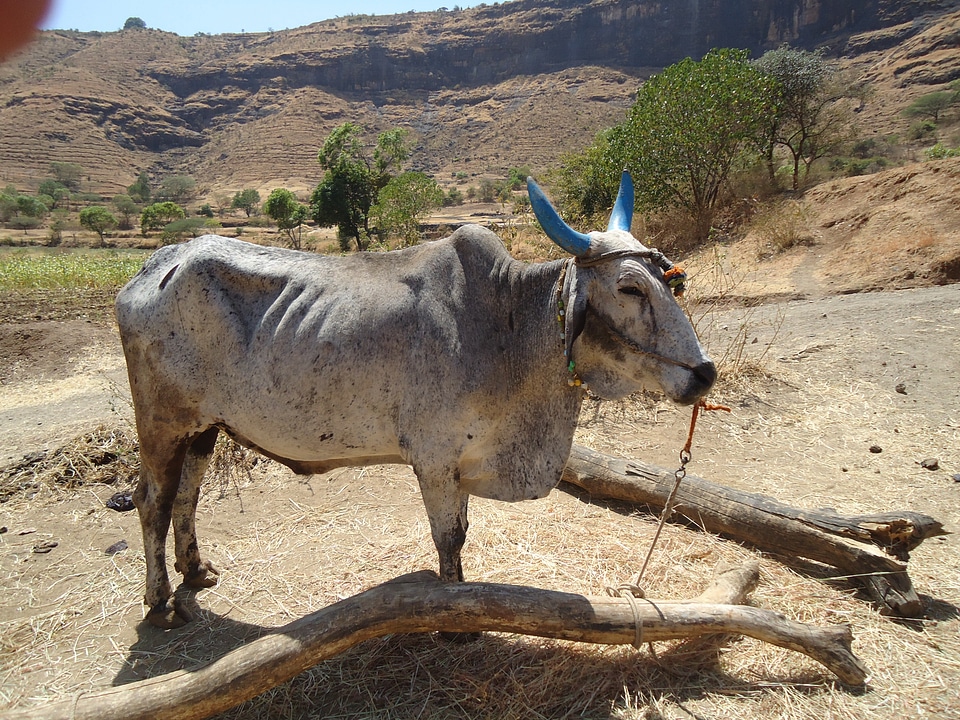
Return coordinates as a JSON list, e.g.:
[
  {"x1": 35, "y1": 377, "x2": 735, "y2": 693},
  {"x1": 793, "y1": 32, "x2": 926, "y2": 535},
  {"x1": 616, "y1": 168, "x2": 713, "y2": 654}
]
[{"x1": 606, "y1": 398, "x2": 731, "y2": 648}]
